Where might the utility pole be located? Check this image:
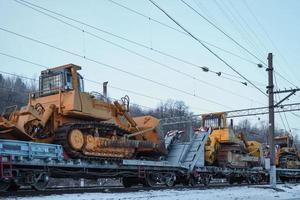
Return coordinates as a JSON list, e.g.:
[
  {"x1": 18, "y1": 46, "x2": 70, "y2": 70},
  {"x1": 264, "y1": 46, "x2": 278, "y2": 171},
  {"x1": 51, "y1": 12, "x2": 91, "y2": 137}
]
[{"x1": 267, "y1": 53, "x2": 276, "y2": 188}]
